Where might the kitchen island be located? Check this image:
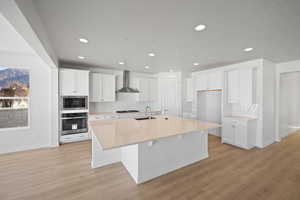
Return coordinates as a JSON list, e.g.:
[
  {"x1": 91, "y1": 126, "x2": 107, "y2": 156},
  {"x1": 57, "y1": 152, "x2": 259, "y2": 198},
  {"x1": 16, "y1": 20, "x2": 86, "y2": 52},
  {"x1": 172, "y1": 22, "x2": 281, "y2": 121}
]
[{"x1": 90, "y1": 116, "x2": 220, "y2": 184}]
